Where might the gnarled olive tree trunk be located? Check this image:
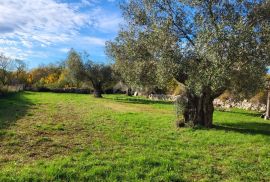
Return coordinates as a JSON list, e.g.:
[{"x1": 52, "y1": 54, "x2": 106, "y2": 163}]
[
  {"x1": 126, "y1": 87, "x2": 132, "y2": 96},
  {"x1": 183, "y1": 87, "x2": 214, "y2": 127},
  {"x1": 92, "y1": 83, "x2": 103, "y2": 98},
  {"x1": 93, "y1": 89, "x2": 102, "y2": 98}
]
